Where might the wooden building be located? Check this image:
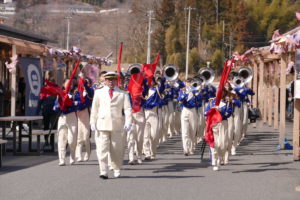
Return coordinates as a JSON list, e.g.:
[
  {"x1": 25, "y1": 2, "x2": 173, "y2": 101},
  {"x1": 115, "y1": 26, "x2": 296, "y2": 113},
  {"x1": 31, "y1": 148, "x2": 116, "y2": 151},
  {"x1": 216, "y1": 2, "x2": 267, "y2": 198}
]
[
  {"x1": 0, "y1": 24, "x2": 49, "y2": 117},
  {"x1": 240, "y1": 26, "x2": 300, "y2": 160}
]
